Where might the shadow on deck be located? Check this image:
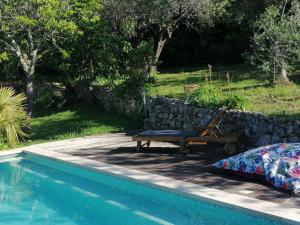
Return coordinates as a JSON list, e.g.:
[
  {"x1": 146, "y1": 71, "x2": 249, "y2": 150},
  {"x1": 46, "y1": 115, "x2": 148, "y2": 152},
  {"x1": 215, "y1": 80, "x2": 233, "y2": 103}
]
[{"x1": 41, "y1": 132, "x2": 300, "y2": 208}]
